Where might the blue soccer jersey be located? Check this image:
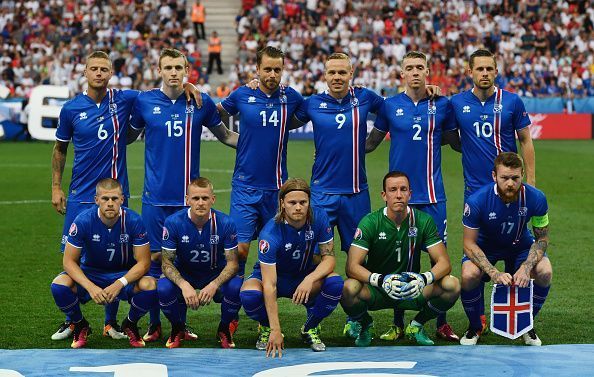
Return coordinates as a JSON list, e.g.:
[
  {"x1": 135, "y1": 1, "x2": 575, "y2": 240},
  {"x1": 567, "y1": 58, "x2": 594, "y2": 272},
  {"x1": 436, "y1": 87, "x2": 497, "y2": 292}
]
[
  {"x1": 221, "y1": 86, "x2": 303, "y2": 190},
  {"x1": 295, "y1": 88, "x2": 384, "y2": 194},
  {"x1": 162, "y1": 208, "x2": 238, "y2": 282},
  {"x1": 130, "y1": 90, "x2": 222, "y2": 205},
  {"x1": 56, "y1": 88, "x2": 138, "y2": 202},
  {"x1": 451, "y1": 88, "x2": 531, "y2": 194},
  {"x1": 66, "y1": 206, "x2": 149, "y2": 271},
  {"x1": 462, "y1": 183, "x2": 548, "y2": 256},
  {"x1": 375, "y1": 93, "x2": 456, "y2": 204},
  {"x1": 254, "y1": 208, "x2": 333, "y2": 278}
]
